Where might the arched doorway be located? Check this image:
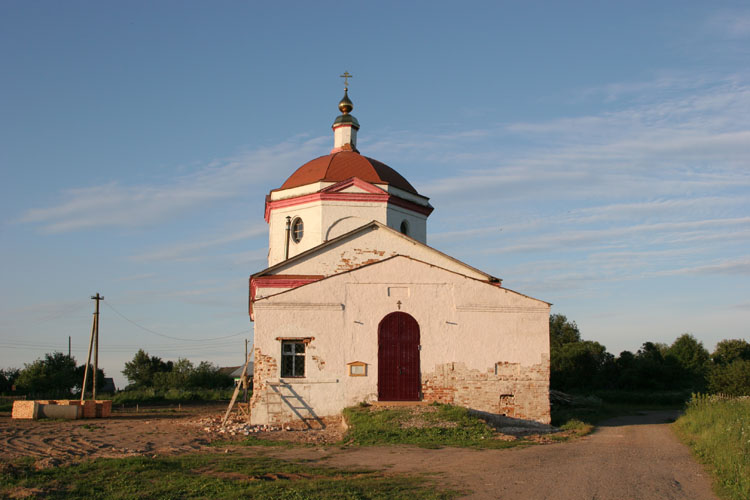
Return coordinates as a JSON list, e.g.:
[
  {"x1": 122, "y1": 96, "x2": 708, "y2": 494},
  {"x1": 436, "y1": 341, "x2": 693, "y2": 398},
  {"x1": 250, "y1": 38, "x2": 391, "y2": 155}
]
[{"x1": 378, "y1": 312, "x2": 421, "y2": 401}]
